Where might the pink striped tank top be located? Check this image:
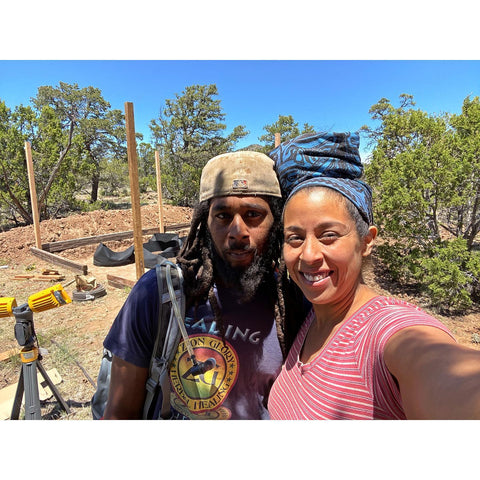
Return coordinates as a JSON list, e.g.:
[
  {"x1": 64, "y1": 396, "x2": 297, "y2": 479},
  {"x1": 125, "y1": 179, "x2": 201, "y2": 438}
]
[{"x1": 268, "y1": 296, "x2": 455, "y2": 420}]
